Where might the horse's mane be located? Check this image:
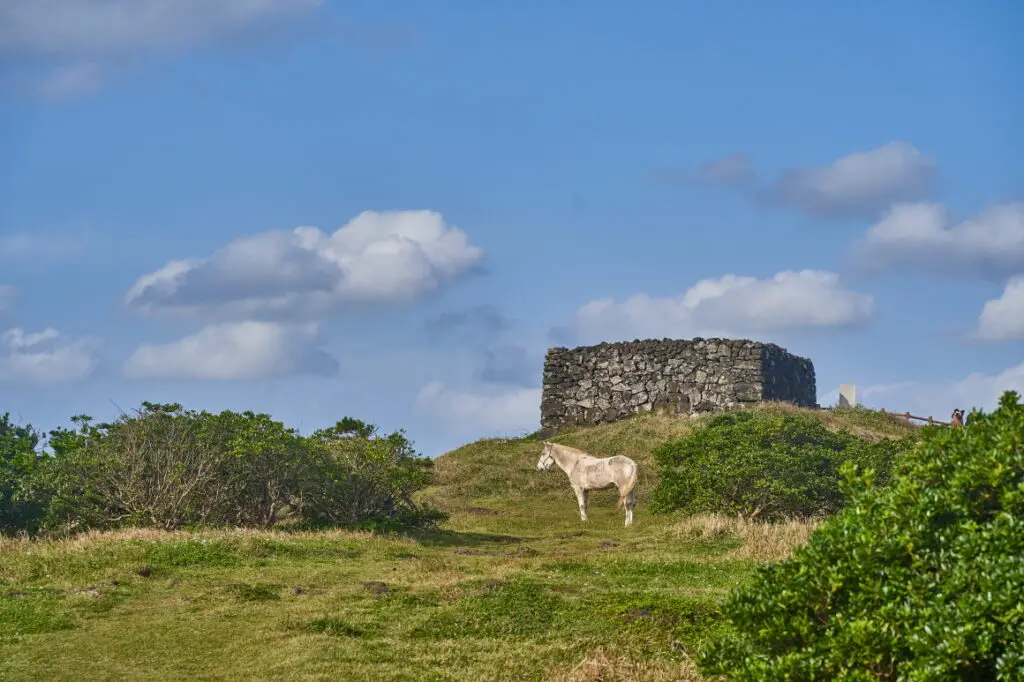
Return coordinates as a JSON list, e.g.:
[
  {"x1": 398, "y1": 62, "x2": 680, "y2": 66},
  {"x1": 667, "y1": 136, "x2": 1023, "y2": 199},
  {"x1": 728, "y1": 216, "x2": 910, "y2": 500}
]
[{"x1": 549, "y1": 442, "x2": 590, "y2": 456}]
